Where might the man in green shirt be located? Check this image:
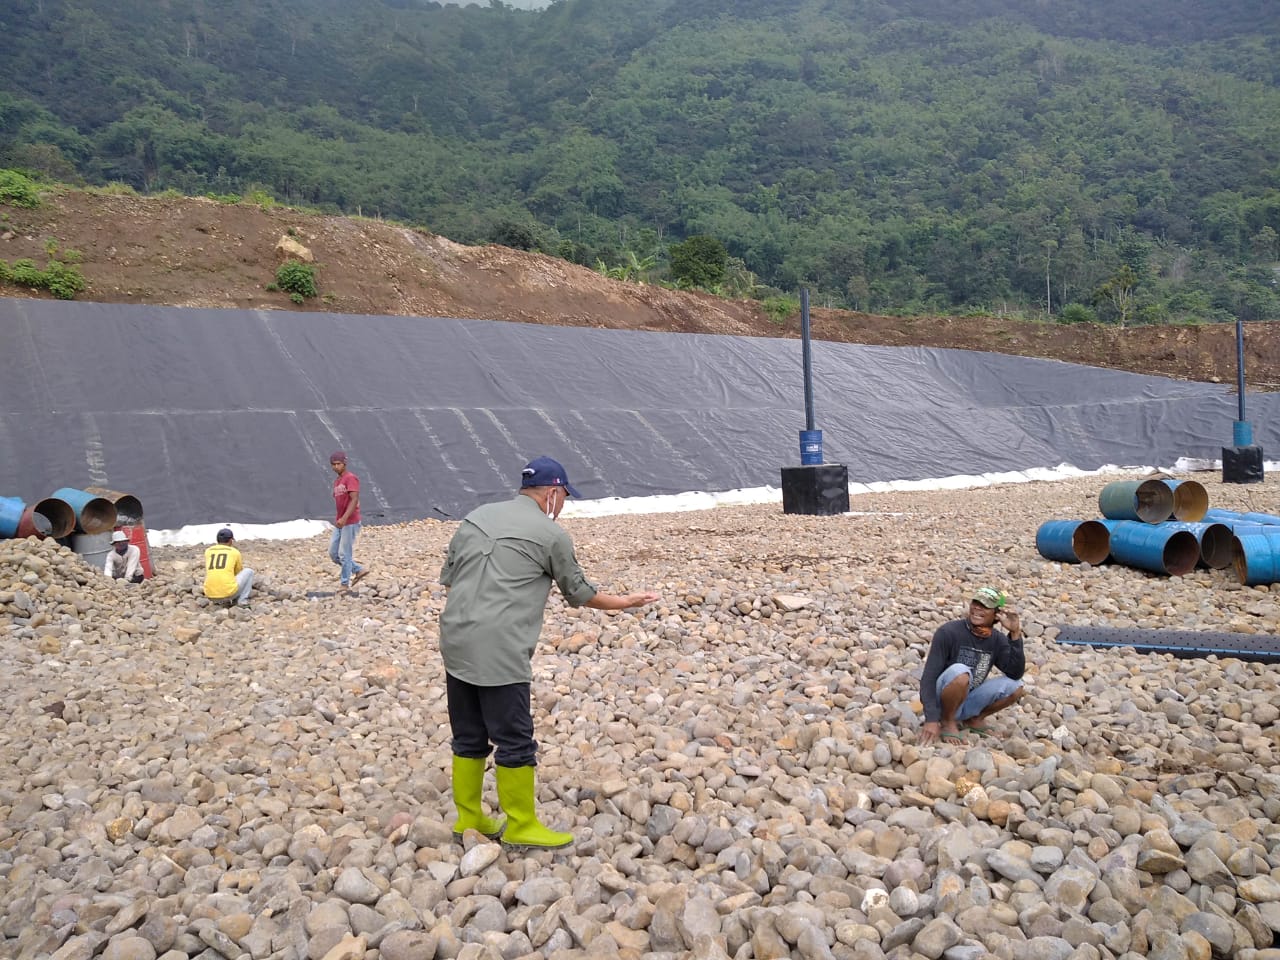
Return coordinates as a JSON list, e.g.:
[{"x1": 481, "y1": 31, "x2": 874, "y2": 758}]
[{"x1": 439, "y1": 456, "x2": 659, "y2": 849}]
